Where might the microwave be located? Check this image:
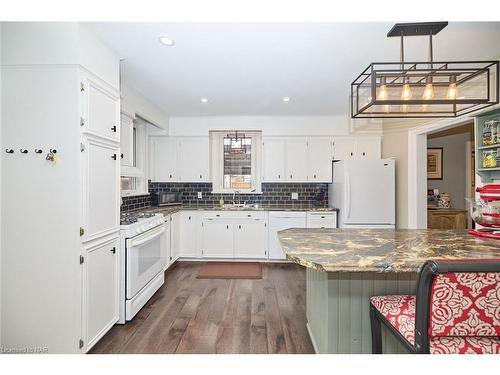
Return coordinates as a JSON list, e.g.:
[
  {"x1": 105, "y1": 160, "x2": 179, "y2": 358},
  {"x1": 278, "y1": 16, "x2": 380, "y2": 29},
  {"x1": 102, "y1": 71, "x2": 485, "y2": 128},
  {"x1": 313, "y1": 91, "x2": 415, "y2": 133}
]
[{"x1": 151, "y1": 192, "x2": 182, "y2": 207}]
